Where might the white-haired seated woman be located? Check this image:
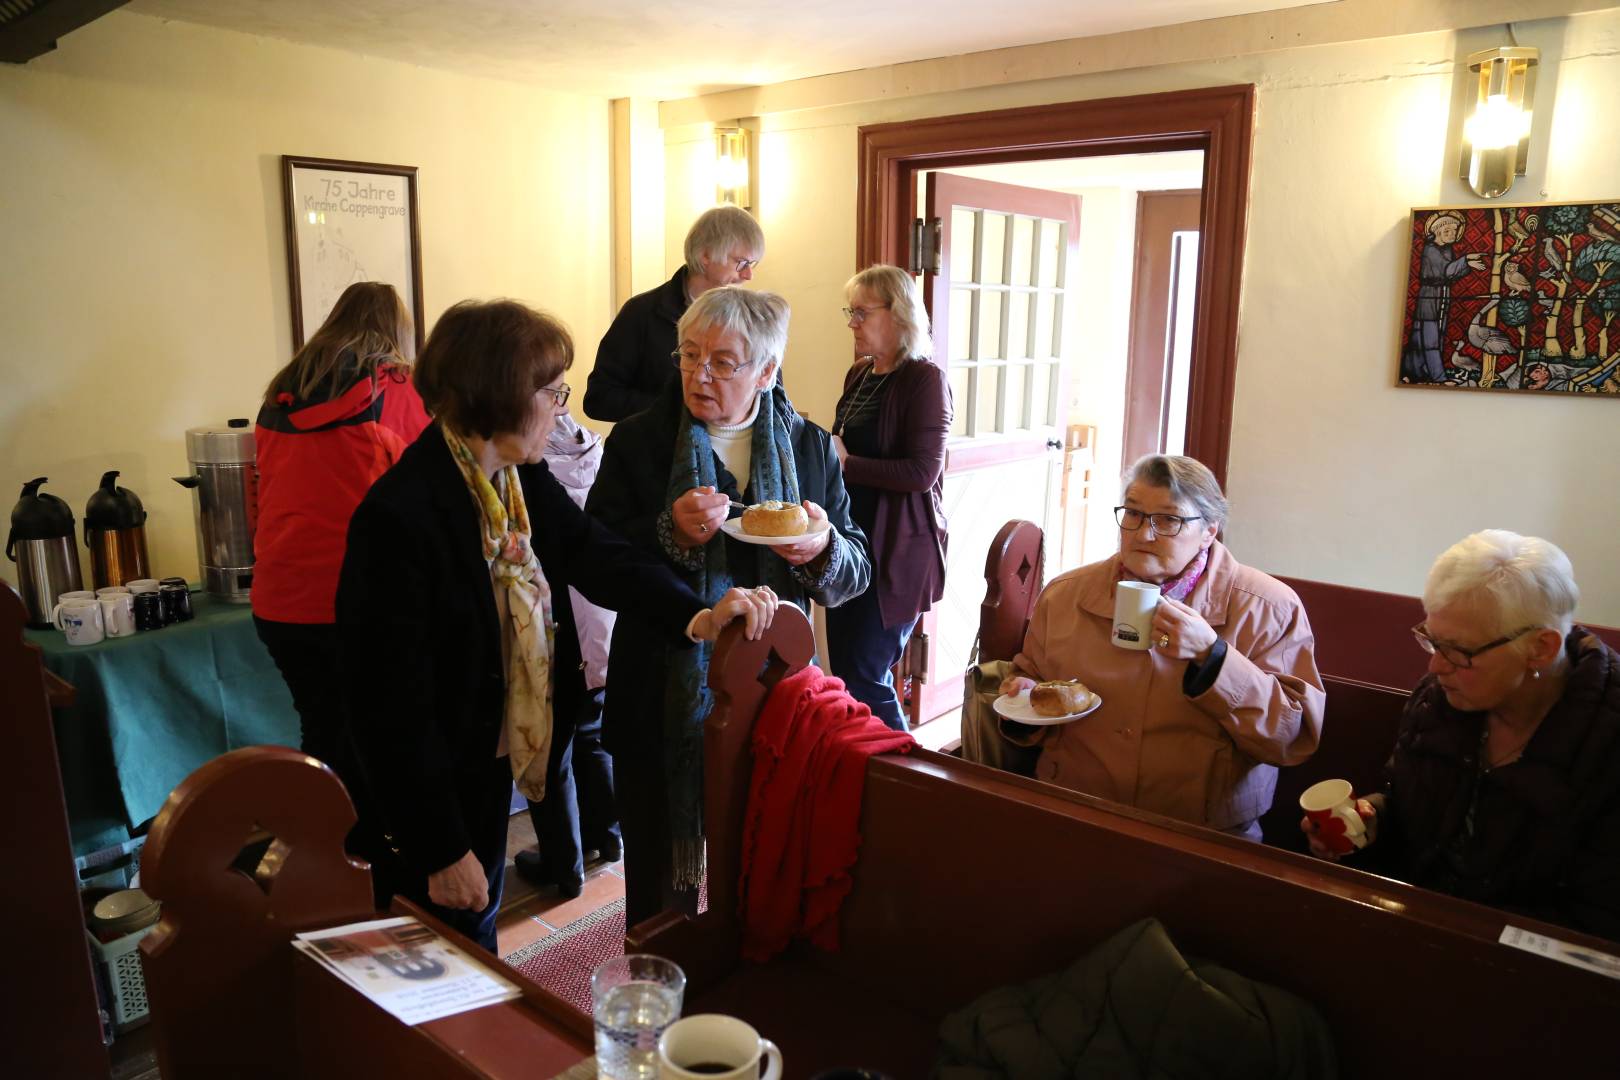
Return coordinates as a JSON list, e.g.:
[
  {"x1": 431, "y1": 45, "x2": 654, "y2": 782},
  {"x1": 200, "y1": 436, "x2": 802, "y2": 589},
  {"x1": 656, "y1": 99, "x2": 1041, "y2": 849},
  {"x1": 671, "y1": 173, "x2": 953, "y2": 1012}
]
[
  {"x1": 588, "y1": 285, "x2": 871, "y2": 928},
  {"x1": 1305, "y1": 530, "x2": 1620, "y2": 941},
  {"x1": 999, "y1": 454, "x2": 1325, "y2": 839}
]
